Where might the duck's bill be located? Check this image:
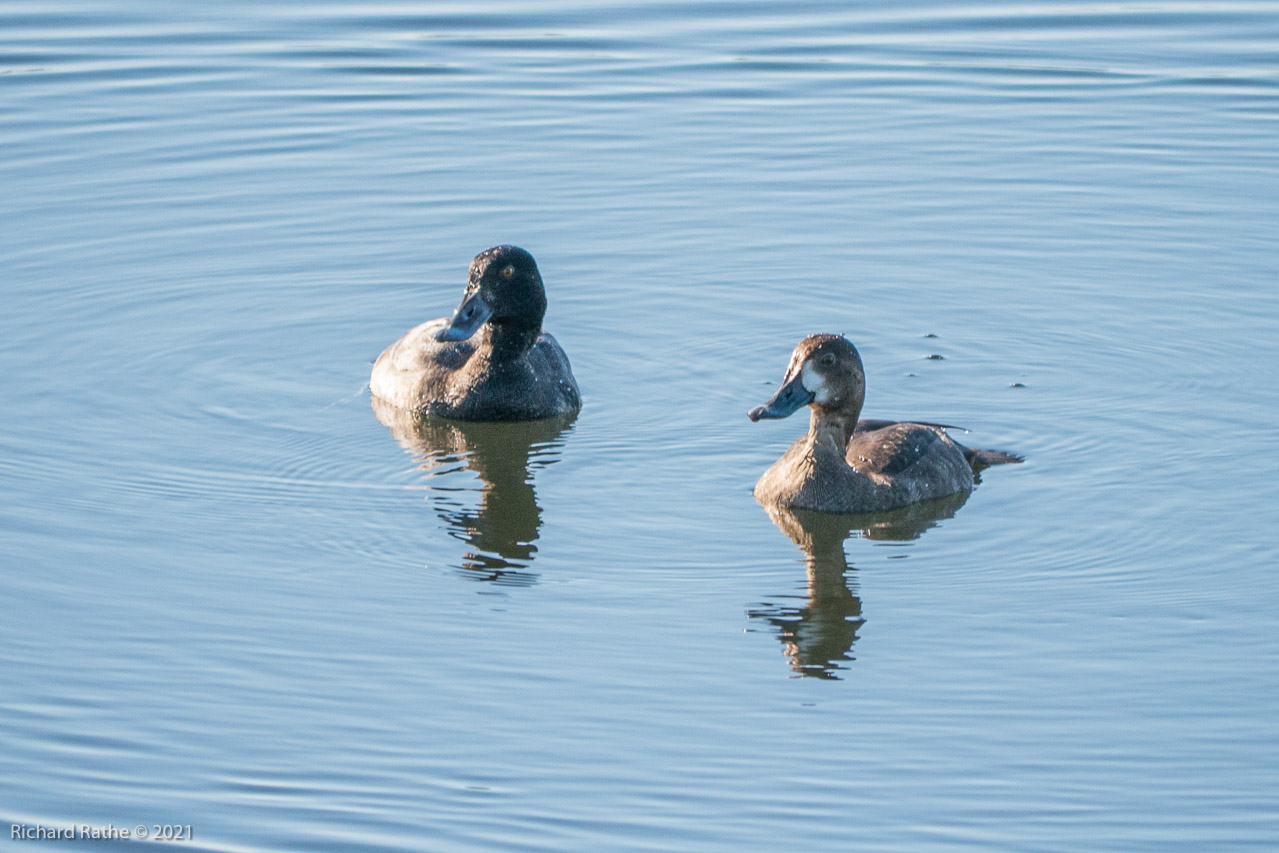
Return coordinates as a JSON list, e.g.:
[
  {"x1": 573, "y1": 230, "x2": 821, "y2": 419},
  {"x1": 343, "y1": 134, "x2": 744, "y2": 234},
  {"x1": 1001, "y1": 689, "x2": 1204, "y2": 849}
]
[
  {"x1": 748, "y1": 373, "x2": 814, "y2": 421},
  {"x1": 435, "y1": 289, "x2": 493, "y2": 342}
]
